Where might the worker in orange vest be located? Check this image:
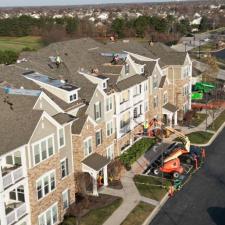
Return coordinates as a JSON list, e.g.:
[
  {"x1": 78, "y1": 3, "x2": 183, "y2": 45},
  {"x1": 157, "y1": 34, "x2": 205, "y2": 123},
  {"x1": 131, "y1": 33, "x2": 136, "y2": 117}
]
[
  {"x1": 169, "y1": 185, "x2": 175, "y2": 197},
  {"x1": 194, "y1": 154, "x2": 198, "y2": 170}
]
